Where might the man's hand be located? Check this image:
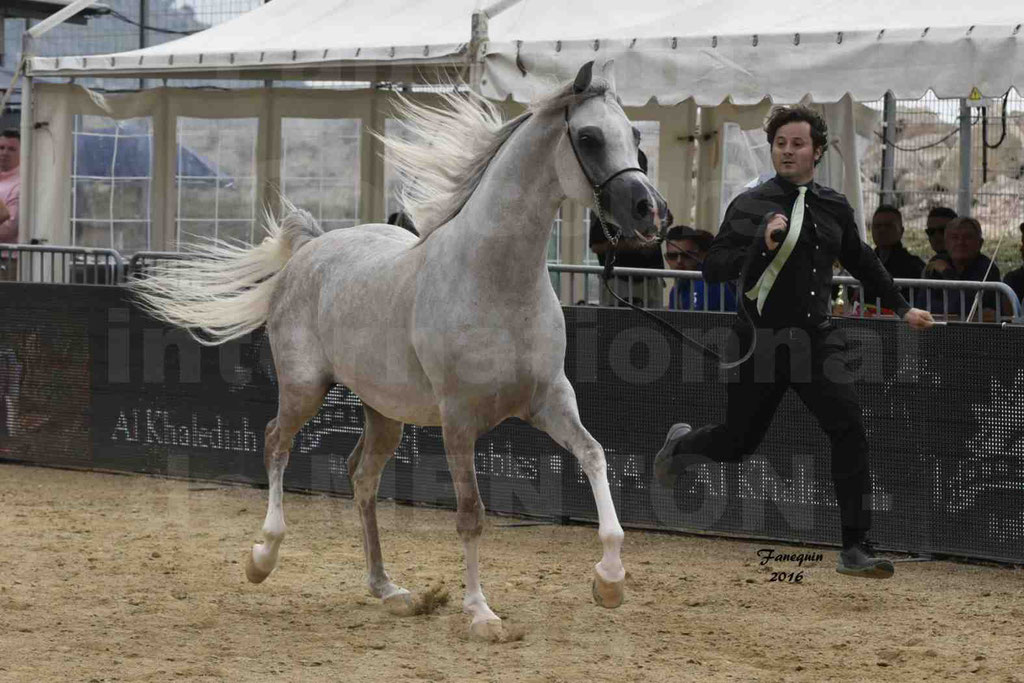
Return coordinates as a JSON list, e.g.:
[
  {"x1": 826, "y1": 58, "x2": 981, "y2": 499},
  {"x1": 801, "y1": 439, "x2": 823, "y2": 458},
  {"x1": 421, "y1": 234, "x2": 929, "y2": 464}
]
[
  {"x1": 924, "y1": 258, "x2": 950, "y2": 275},
  {"x1": 765, "y1": 213, "x2": 788, "y2": 250},
  {"x1": 0, "y1": 199, "x2": 9, "y2": 225},
  {"x1": 904, "y1": 307, "x2": 935, "y2": 329}
]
